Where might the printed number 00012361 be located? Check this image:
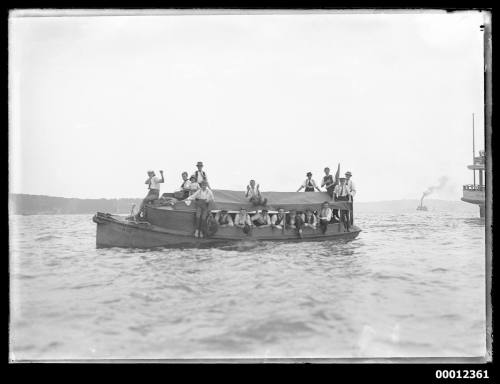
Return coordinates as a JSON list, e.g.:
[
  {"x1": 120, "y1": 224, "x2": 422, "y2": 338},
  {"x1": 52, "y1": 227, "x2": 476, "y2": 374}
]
[{"x1": 435, "y1": 370, "x2": 489, "y2": 379}]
